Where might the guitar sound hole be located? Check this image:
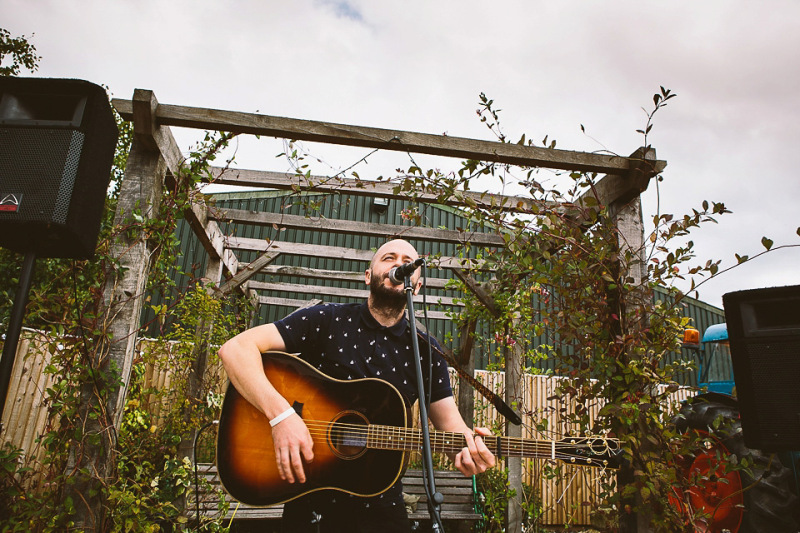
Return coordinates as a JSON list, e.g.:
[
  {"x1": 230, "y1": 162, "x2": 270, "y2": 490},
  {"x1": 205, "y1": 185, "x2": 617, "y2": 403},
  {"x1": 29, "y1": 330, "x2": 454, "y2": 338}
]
[{"x1": 328, "y1": 410, "x2": 368, "y2": 460}]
